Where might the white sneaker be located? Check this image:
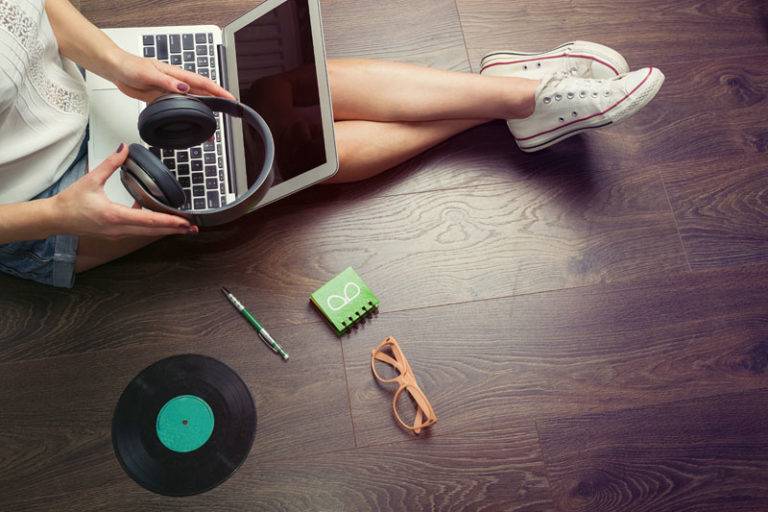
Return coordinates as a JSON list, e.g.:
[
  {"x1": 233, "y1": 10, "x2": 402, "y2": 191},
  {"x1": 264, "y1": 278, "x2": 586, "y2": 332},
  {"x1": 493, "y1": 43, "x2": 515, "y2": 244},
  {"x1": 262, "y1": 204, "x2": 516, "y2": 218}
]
[
  {"x1": 480, "y1": 41, "x2": 629, "y2": 80},
  {"x1": 508, "y1": 67, "x2": 665, "y2": 152}
]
